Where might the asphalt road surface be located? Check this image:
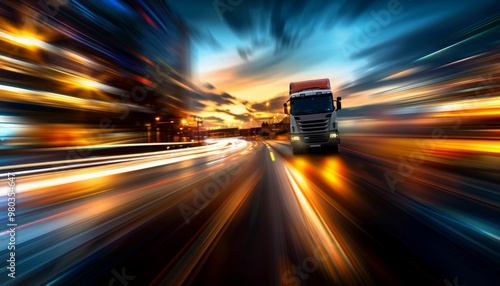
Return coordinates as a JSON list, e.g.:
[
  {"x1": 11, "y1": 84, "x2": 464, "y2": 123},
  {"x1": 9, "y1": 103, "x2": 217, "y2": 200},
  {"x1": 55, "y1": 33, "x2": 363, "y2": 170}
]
[{"x1": 0, "y1": 138, "x2": 498, "y2": 285}]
